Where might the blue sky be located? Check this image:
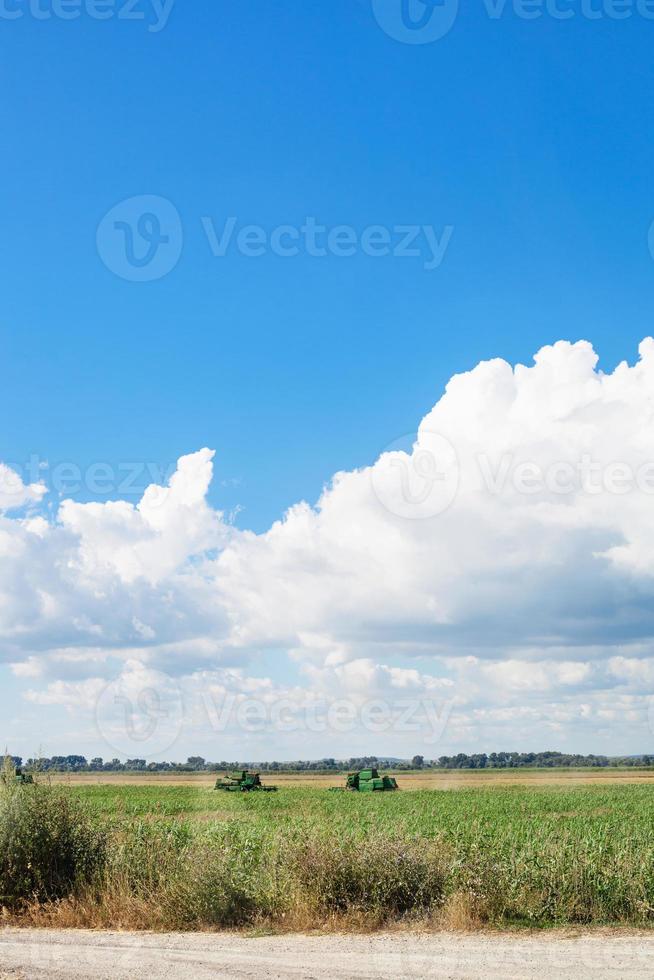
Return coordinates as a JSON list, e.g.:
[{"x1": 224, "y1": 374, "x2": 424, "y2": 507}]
[
  {"x1": 3, "y1": 0, "x2": 654, "y2": 531},
  {"x1": 3, "y1": 1, "x2": 654, "y2": 761}
]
